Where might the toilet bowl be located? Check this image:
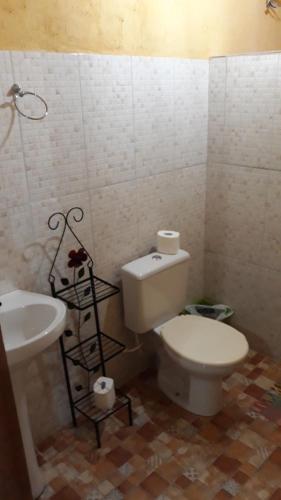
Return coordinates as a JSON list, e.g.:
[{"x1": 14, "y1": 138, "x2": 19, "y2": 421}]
[
  {"x1": 121, "y1": 248, "x2": 249, "y2": 417},
  {"x1": 155, "y1": 315, "x2": 249, "y2": 416}
]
